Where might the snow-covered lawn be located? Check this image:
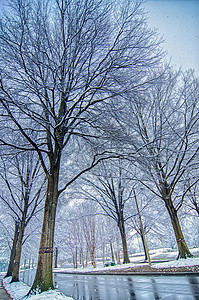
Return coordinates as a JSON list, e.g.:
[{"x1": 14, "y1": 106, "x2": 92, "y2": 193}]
[
  {"x1": 53, "y1": 257, "x2": 199, "y2": 274},
  {"x1": 2, "y1": 277, "x2": 73, "y2": 300},
  {"x1": 151, "y1": 247, "x2": 199, "y2": 261},
  {"x1": 152, "y1": 257, "x2": 199, "y2": 269},
  {"x1": 130, "y1": 247, "x2": 199, "y2": 262},
  {"x1": 54, "y1": 247, "x2": 199, "y2": 274}
]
